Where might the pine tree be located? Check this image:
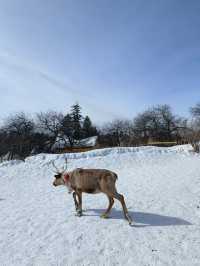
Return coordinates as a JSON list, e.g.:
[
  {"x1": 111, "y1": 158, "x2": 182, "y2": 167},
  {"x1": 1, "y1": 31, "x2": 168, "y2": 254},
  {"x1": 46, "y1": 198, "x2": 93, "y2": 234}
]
[
  {"x1": 82, "y1": 116, "x2": 92, "y2": 138},
  {"x1": 82, "y1": 115, "x2": 98, "y2": 138},
  {"x1": 61, "y1": 113, "x2": 74, "y2": 147},
  {"x1": 70, "y1": 103, "x2": 82, "y2": 140}
]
